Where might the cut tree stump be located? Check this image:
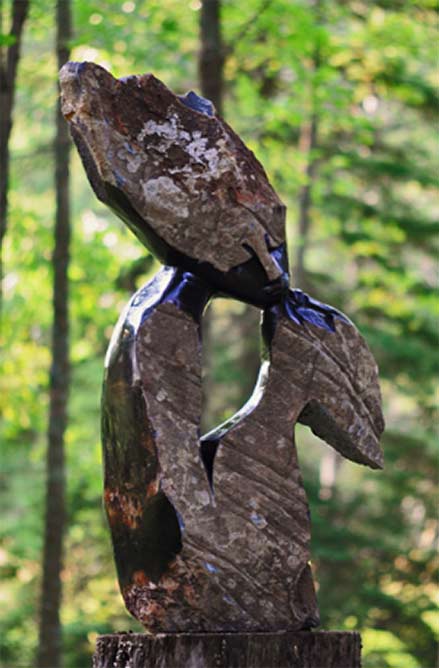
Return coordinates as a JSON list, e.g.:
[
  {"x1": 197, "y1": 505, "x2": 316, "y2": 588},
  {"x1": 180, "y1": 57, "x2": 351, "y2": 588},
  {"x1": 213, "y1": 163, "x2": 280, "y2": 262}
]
[{"x1": 92, "y1": 631, "x2": 362, "y2": 668}]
